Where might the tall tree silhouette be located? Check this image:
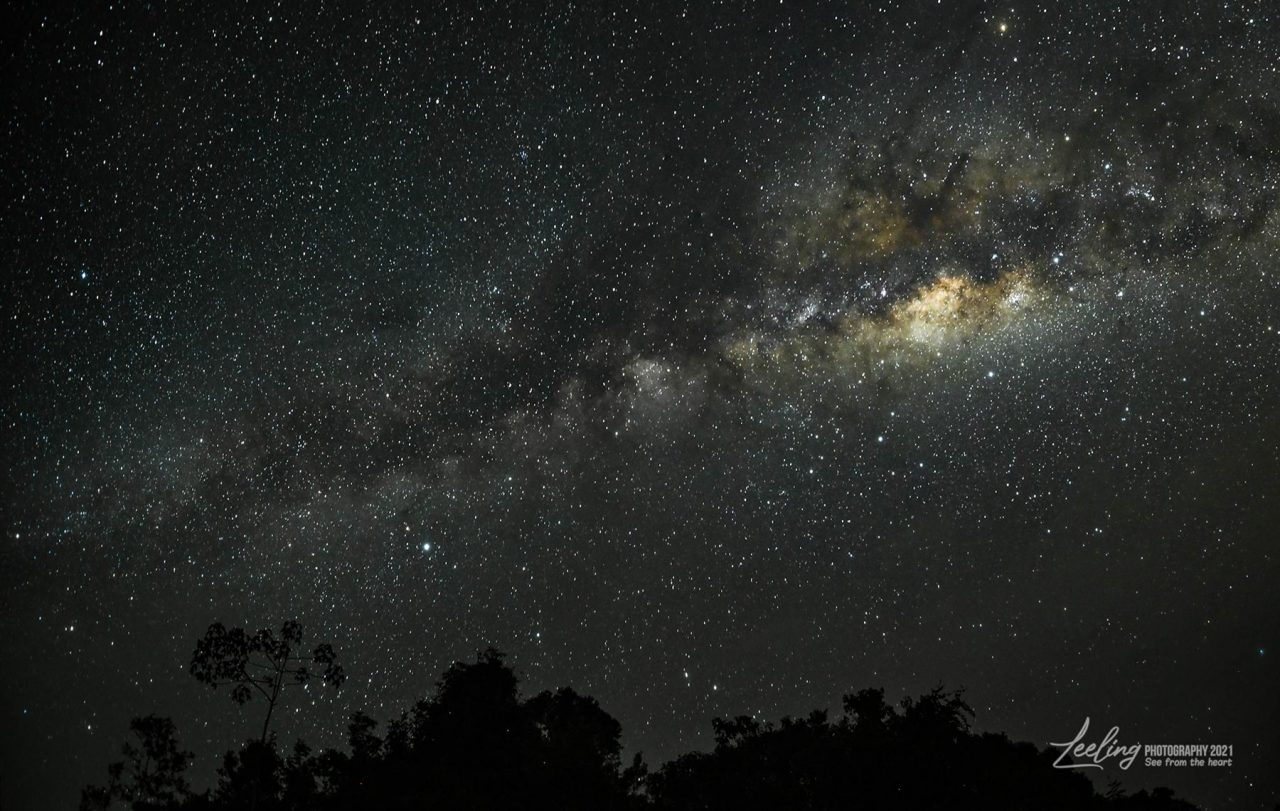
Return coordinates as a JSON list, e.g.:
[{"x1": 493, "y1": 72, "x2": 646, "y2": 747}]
[{"x1": 189, "y1": 621, "x2": 344, "y2": 741}]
